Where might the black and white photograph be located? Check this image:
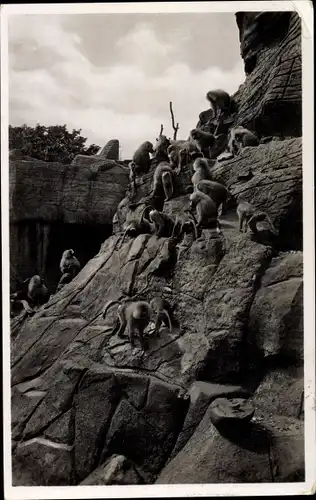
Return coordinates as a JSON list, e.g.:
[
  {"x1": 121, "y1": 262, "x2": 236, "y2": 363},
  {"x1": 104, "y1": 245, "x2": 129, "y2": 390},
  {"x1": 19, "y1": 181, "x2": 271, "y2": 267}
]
[{"x1": 1, "y1": 1, "x2": 315, "y2": 498}]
